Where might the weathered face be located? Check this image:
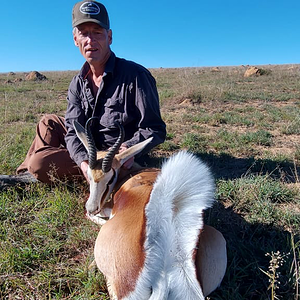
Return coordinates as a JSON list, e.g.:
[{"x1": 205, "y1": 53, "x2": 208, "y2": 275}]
[{"x1": 73, "y1": 22, "x2": 112, "y2": 66}]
